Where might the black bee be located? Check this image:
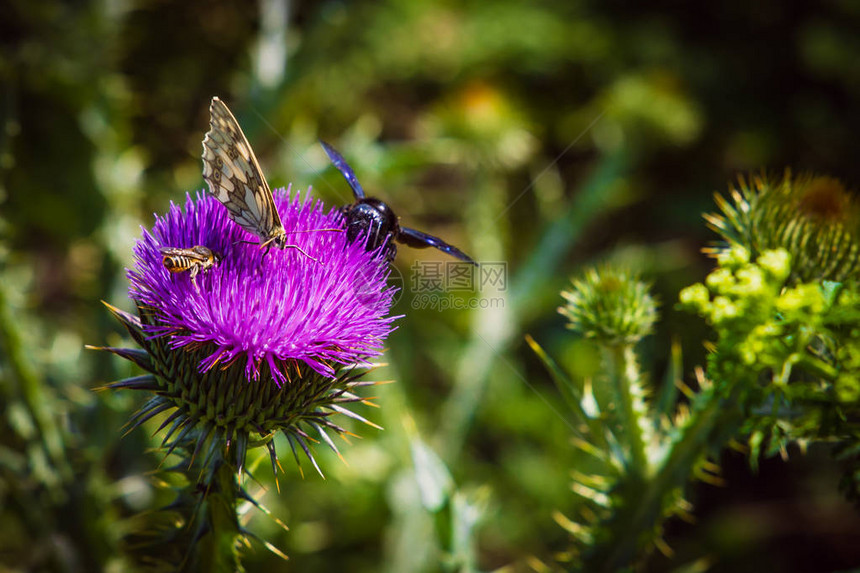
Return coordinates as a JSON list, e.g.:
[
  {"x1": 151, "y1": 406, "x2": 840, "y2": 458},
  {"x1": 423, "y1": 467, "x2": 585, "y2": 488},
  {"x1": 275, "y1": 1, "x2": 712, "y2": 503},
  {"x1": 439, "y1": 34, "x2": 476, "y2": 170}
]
[
  {"x1": 160, "y1": 245, "x2": 221, "y2": 279},
  {"x1": 320, "y1": 141, "x2": 477, "y2": 265}
]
